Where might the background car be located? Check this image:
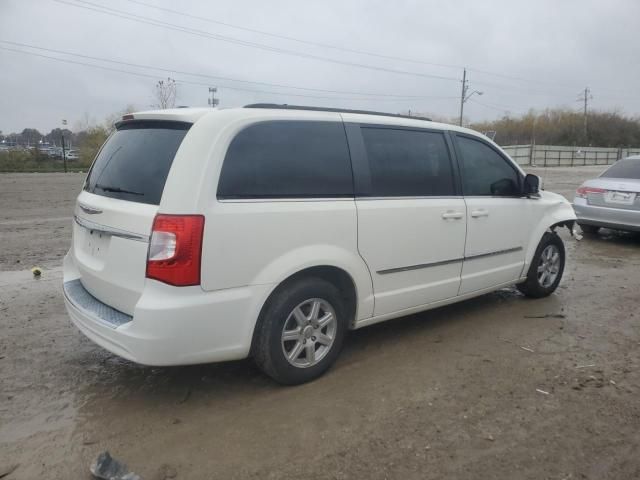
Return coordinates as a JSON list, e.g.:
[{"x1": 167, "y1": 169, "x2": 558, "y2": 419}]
[
  {"x1": 573, "y1": 155, "x2": 640, "y2": 233},
  {"x1": 65, "y1": 149, "x2": 79, "y2": 160}
]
